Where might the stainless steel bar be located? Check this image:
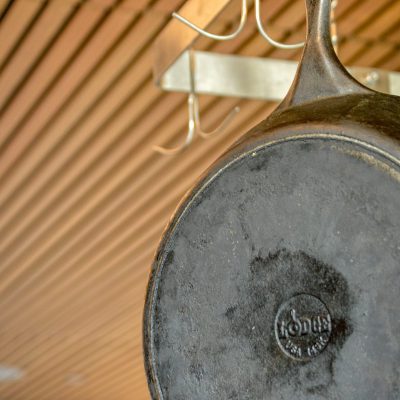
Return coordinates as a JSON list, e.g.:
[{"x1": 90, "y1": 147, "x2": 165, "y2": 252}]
[{"x1": 158, "y1": 50, "x2": 399, "y2": 100}]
